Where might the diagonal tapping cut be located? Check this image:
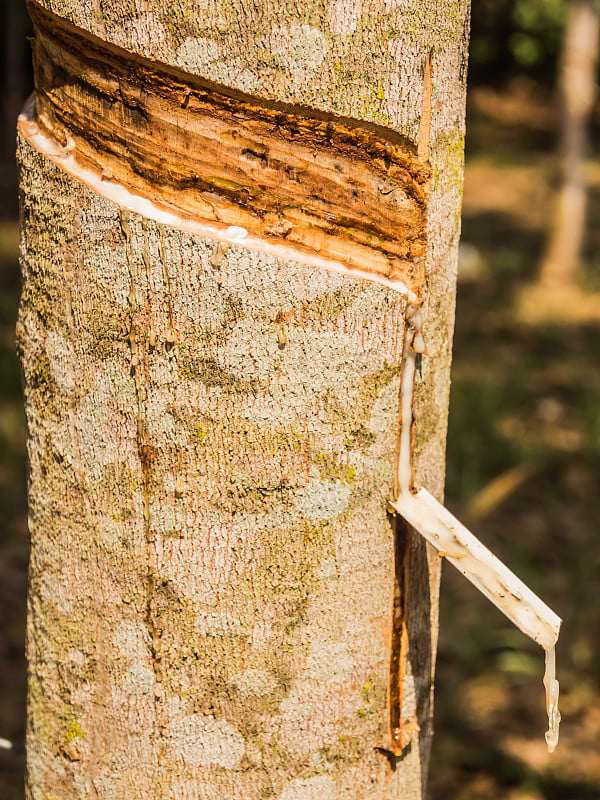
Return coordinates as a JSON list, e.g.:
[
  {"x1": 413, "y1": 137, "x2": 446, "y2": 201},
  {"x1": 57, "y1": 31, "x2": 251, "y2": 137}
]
[{"x1": 23, "y1": 1, "x2": 429, "y2": 300}]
